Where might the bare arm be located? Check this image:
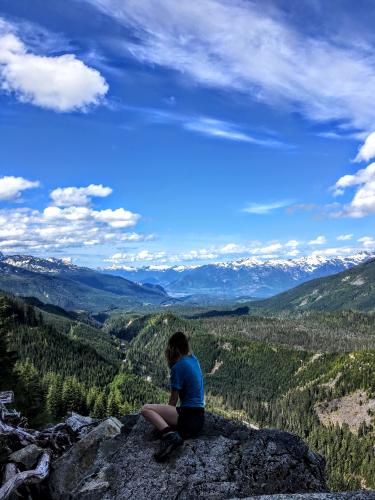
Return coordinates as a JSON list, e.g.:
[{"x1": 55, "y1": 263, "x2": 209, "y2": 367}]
[{"x1": 168, "y1": 389, "x2": 179, "y2": 406}]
